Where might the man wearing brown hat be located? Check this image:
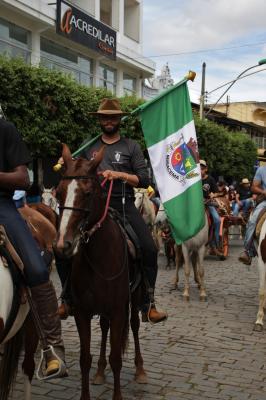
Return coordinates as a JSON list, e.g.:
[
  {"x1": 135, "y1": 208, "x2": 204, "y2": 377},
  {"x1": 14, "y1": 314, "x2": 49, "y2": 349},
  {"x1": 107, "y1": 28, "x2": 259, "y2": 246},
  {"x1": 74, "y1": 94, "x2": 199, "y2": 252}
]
[{"x1": 58, "y1": 98, "x2": 167, "y2": 323}]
